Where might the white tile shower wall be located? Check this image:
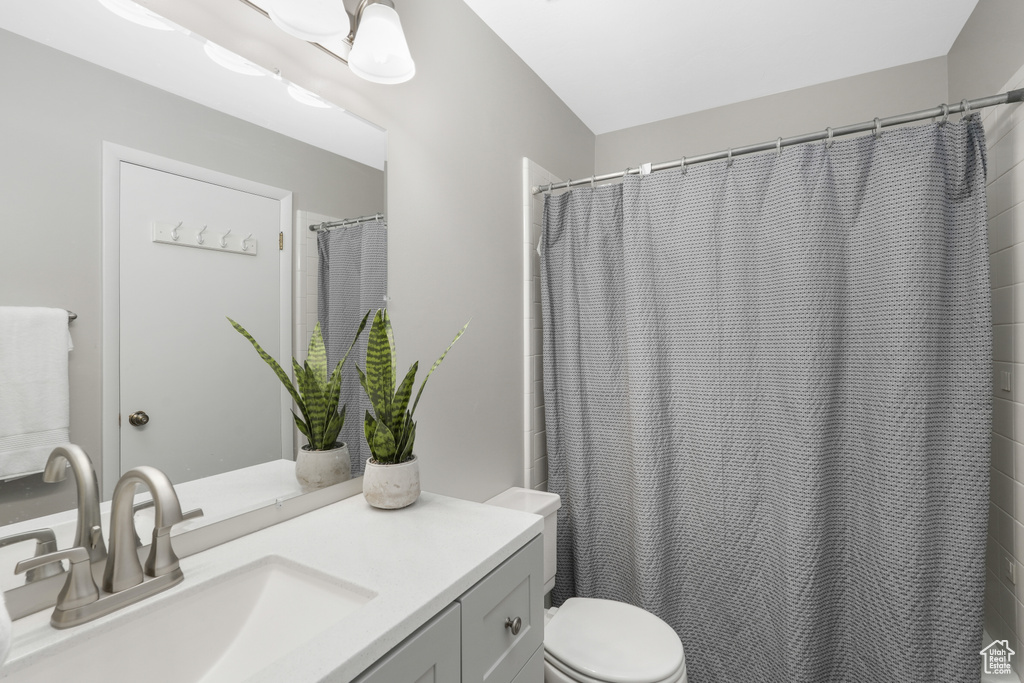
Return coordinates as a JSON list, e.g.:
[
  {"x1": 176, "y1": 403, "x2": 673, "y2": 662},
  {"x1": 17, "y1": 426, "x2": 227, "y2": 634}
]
[
  {"x1": 983, "y1": 62, "x2": 1024, "y2": 671},
  {"x1": 523, "y1": 159, "x2": 562, "y2": 492}
]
